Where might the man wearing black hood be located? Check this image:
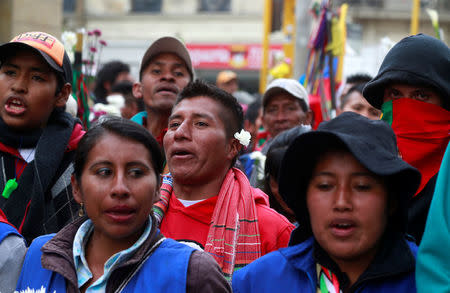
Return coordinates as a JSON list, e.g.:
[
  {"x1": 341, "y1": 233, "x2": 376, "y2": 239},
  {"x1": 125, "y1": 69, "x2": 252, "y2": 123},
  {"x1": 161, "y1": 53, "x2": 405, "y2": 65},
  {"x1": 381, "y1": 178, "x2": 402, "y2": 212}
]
[{"x1": 363, "y1": 33, "x2": 450, "y2": 243}]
